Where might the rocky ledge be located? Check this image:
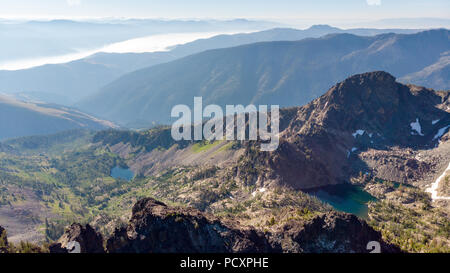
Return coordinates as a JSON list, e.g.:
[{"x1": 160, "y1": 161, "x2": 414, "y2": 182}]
[
  {"x1": 49, "y1": 223, "x2": 104, "y2": 253},
  {"x1": 46, "y1": 198, "x2": 400, "y2": 253},
  {"x1": 0, "y1": 226, "x2": 8, "y2": 253},
  {"x1": 268, "y1": 211, "x2": 399, "y2": 253},
  {"x1": 106, "y1": 198, "x2": 271, "y2": 253}
]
